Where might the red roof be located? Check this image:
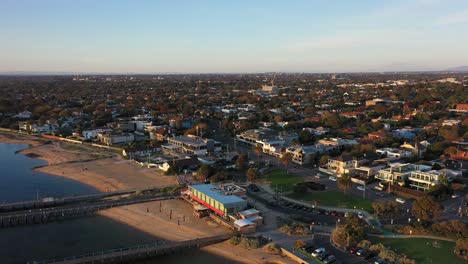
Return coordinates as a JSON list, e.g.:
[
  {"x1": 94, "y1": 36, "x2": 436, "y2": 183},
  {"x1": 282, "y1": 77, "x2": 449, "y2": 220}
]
[{"x1": 456, "y1": 104, "x2": 468, "y2": 111}]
